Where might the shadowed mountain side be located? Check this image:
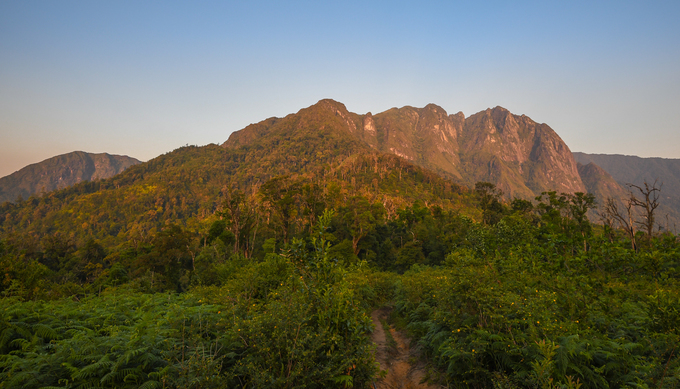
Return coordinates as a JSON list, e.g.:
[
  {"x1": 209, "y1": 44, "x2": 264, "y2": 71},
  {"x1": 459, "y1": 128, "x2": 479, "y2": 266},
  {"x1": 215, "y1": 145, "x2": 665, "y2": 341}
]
[
  {"x1": 0, "y1": 151, "x2": 141, "y2": 203},
  {"x1": 577, "y1": 162, "x2": 629, "y2": 203},
  {"x1": 574, "y1": 153, "x2": 680, "y2": 231},
  {"x1": 573, "y1": 153, "x2": 680, "y2": 195}
]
